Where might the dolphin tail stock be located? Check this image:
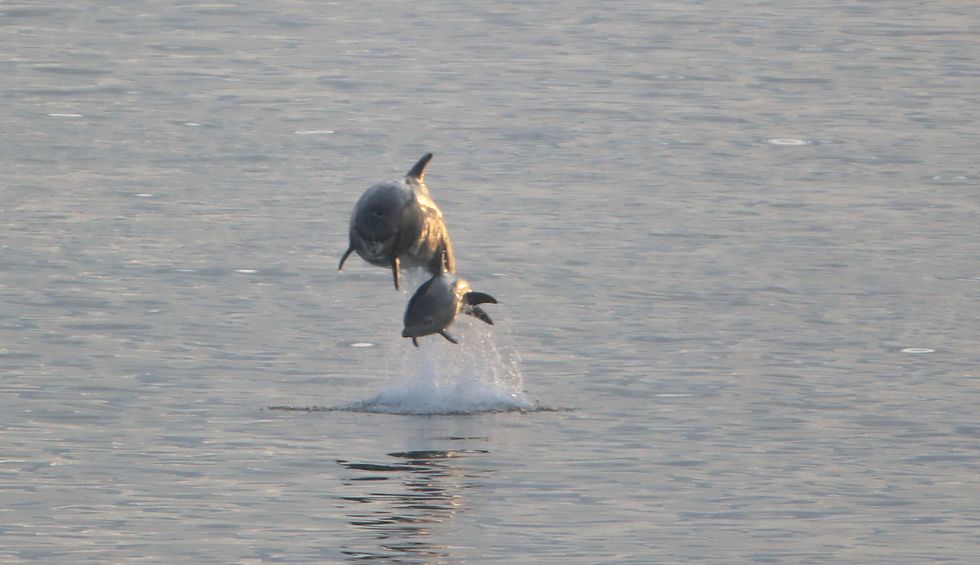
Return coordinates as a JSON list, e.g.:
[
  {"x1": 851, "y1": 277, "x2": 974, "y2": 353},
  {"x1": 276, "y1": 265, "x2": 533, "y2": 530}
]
[
  {"x1": 430, "y1": 245, "x2": 455, "y2": 275},
  {"x1": 441, "y1": 240, "x2": 455, "y2": 274},
  {"x1": 338, "y1": 245, "x2": 355, "y2": 271},
  {"x1": 406, "y1": 152, "x2": 434, "y2": 182}
]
